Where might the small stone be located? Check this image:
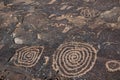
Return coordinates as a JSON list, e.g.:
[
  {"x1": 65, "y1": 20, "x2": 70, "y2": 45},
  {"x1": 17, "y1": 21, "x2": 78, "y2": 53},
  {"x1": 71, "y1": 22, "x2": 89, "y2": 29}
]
[
  {"x1": 14, "y1": 38, "x2": 23, "y2": 44},
  {"x1": 37, "y1": 34, "x2": 42, "y2": 40}
]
